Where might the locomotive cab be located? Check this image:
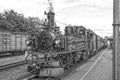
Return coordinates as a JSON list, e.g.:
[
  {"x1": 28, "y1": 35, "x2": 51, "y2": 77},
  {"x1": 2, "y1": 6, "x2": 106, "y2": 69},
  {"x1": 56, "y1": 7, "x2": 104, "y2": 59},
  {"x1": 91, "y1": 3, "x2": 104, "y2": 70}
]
[{"x1": 76, "y1": 26, "x2": 86, "y2": 39}]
